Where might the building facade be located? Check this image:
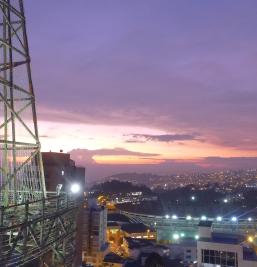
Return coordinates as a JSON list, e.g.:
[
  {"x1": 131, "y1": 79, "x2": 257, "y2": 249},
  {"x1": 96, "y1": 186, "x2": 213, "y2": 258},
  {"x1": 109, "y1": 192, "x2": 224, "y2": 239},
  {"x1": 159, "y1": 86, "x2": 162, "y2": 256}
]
[
  {"x1": 197, "y1": 221, "x2": 257, "y2": 267},
  {"x1": 42, "y1": 151, "x2": 85, "y2": 192},
  {"x1": 82, "y1": 200, "x2": 109, "y2": 267}
]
